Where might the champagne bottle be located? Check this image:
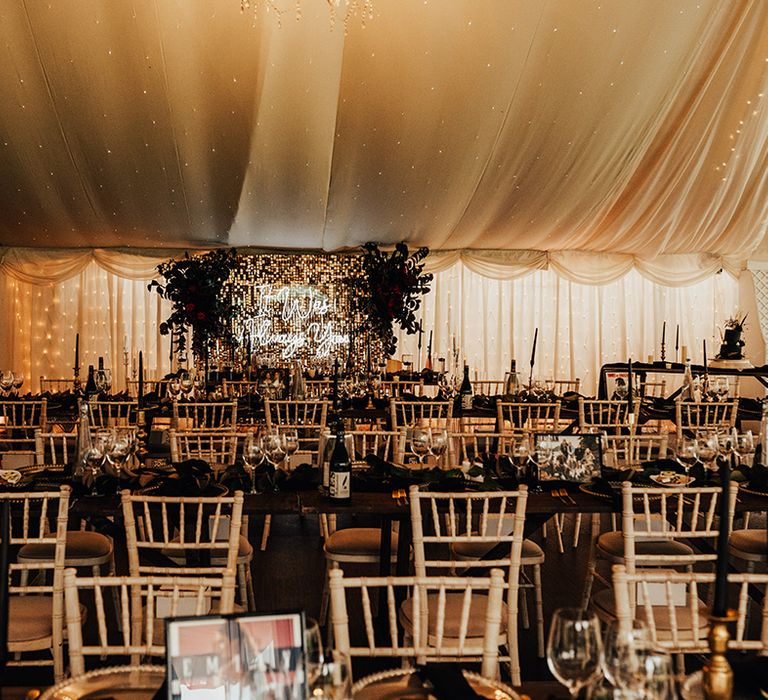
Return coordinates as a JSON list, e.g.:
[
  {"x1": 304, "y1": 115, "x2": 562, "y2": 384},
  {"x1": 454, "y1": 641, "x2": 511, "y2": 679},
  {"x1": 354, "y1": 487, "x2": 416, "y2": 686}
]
[
  {"x1": 460, "y1": 364, "x2": 473, "y2": 412},
  {"x1": 505, "y1": 359, "x2": 521, "y2": 396},
  {"x1": 84, "y1": 364, "x2": 98, "y2": 398},
  {"x1": 329, "y1": 421, "x2": 351, "y2": 503}
]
